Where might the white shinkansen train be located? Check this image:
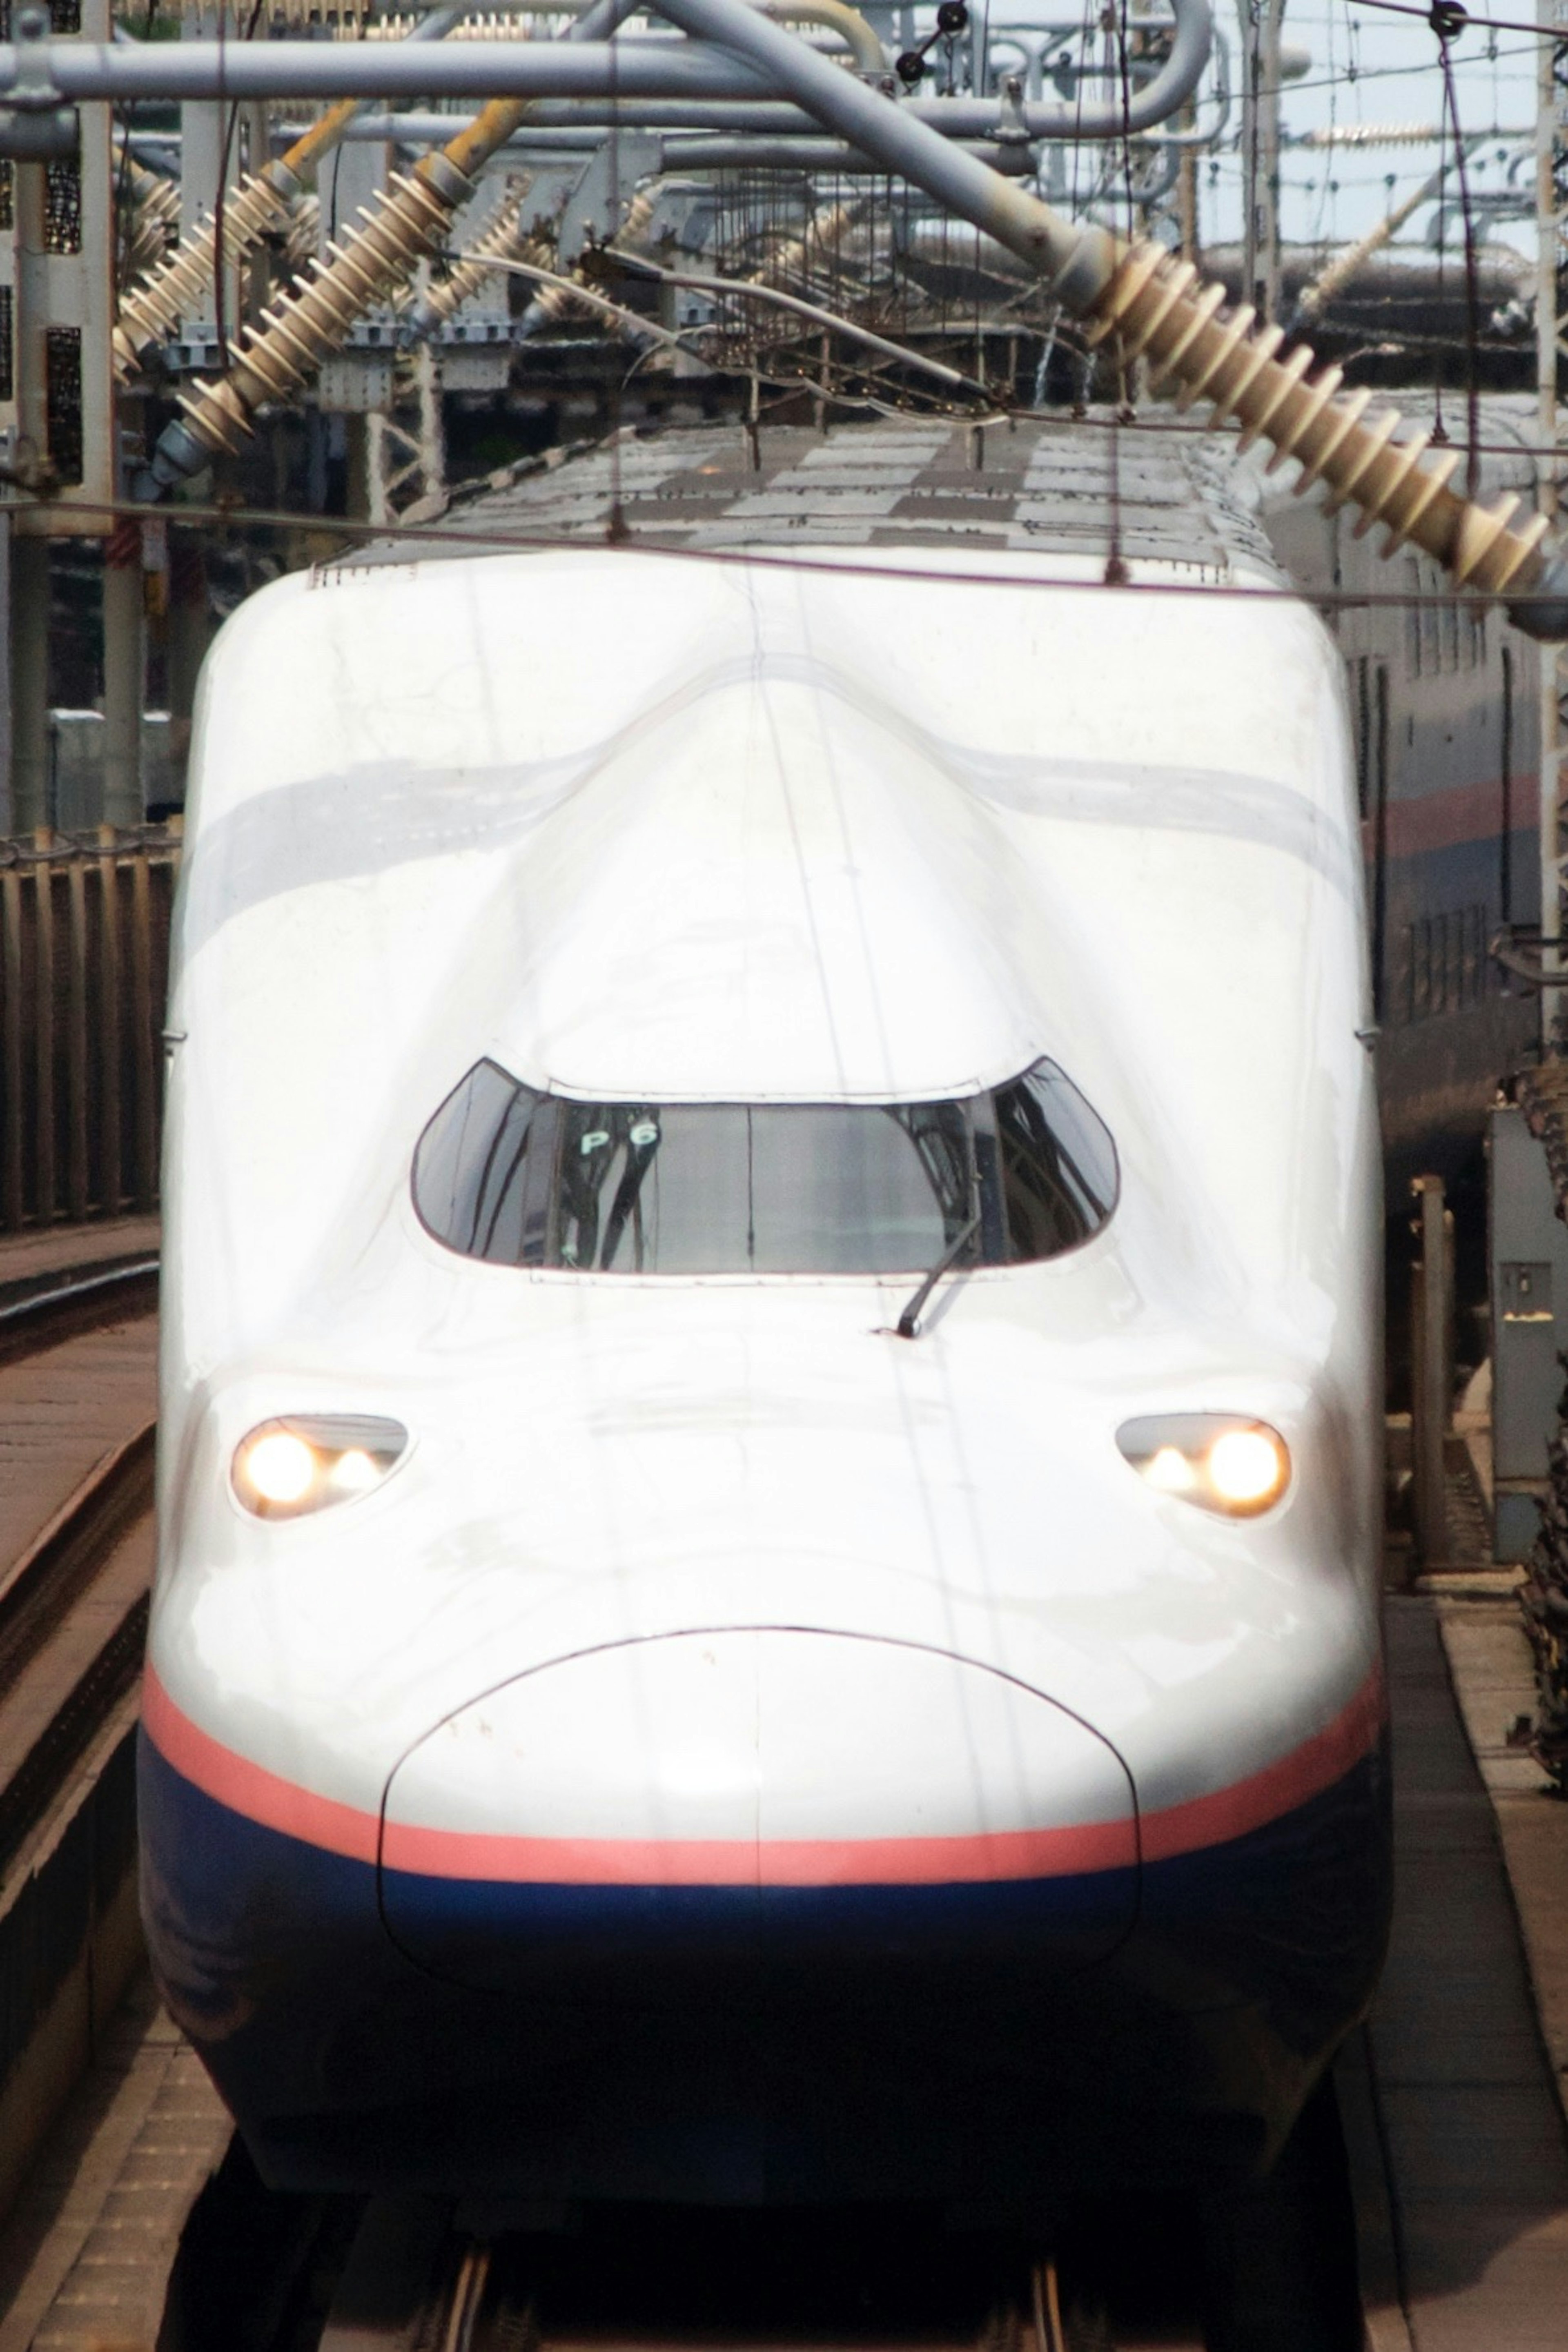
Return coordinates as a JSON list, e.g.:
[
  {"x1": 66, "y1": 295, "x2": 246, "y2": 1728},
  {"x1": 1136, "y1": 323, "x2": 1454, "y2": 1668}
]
[{"x1": 142, "y1": 424, "x2": 1389, "y2": 2262}]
